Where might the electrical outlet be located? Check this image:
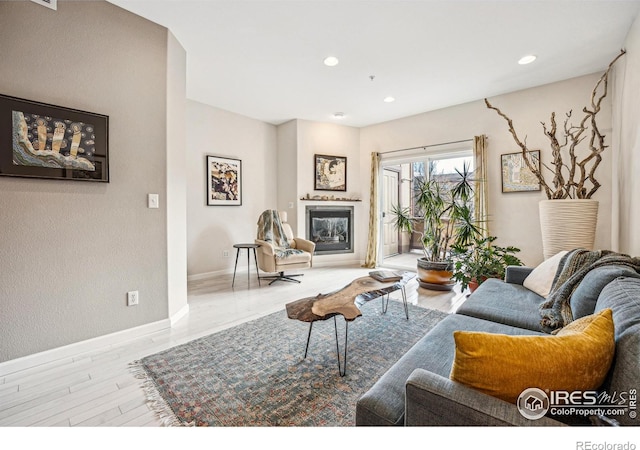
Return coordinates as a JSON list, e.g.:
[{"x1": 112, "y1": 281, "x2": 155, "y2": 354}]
[
  {"x1": 223, "y1": 250, "x2": 229, "y2": 258},
  {"x1": 127, "y1": 290, "x2": 139, "y2": 306}
]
